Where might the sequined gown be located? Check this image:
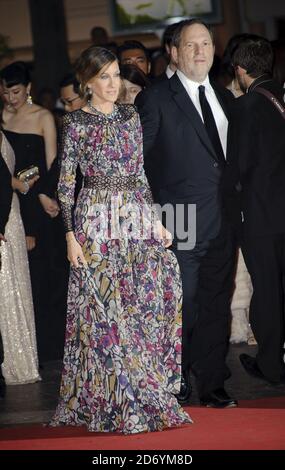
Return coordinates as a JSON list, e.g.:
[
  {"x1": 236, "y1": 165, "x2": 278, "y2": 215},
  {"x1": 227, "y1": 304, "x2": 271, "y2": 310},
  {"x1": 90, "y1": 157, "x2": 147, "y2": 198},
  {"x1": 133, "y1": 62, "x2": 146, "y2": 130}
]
[
  {"x1": 50, "y1": 105, "x2": 191, "y2": 433},
  {"x1": 0, "y1": 133, "x2": 40, "y2": 384}
]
